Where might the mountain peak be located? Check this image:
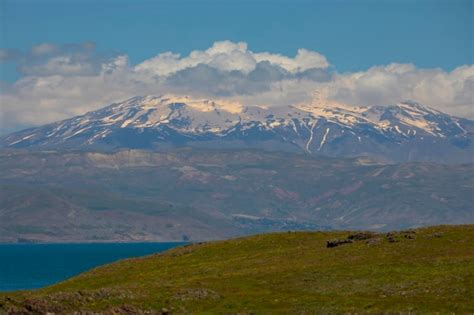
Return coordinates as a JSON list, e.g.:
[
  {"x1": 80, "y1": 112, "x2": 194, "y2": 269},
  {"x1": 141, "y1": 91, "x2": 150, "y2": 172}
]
[
  {"x1": 395, "y1": 100, "x2": 442, "y2": 115},
  {"x1": 116, "y1": 94, "x2": 245, "y2": 115},
  {"x1": 1, "y1": 94, "x2": 472, "y2": 163}
]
